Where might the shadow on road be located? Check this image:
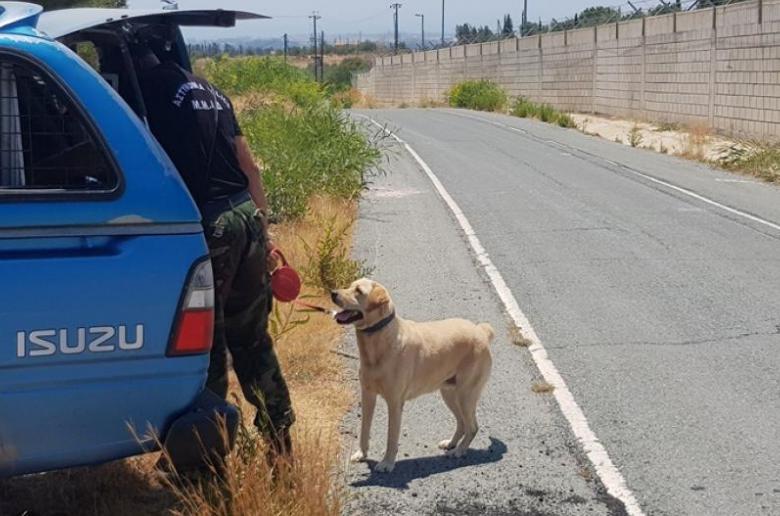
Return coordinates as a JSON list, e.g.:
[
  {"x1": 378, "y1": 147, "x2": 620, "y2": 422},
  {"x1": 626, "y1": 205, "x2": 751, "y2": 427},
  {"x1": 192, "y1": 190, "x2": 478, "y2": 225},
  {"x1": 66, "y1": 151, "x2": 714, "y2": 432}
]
[{"x1": 350, "y1": 436, "x2": 507, "y2": 490}]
